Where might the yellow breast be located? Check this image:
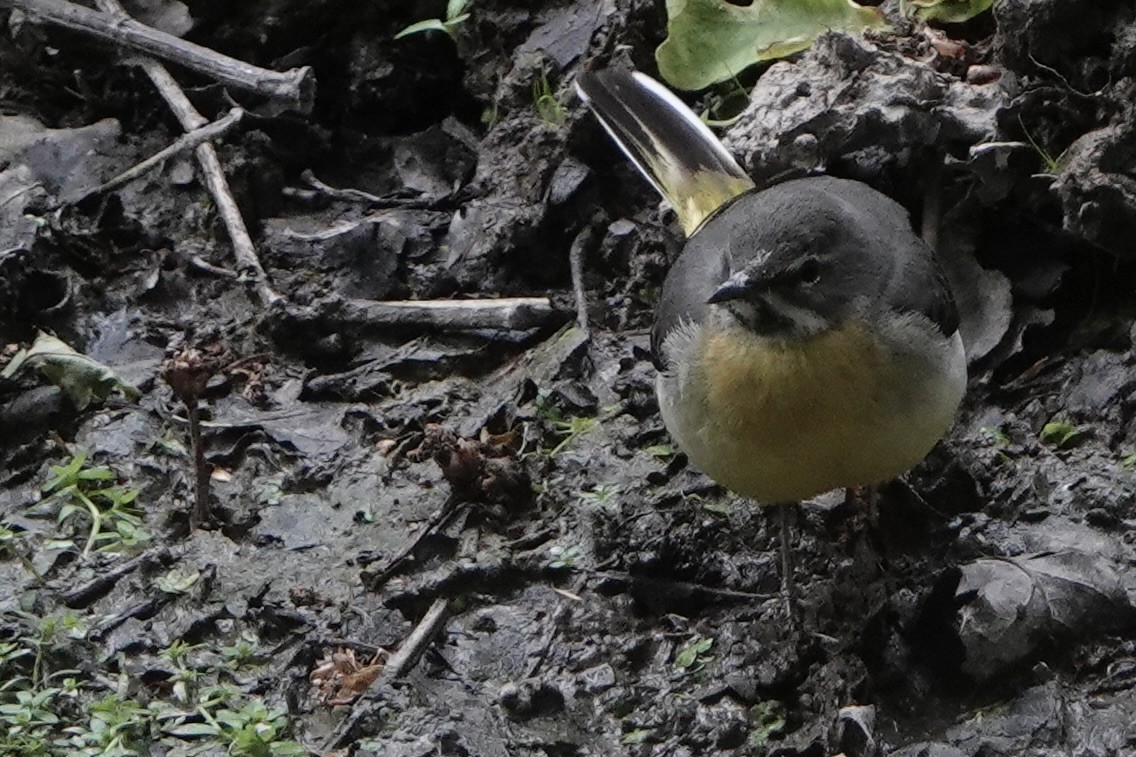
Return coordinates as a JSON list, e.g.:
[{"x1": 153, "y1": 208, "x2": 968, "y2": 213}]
[{"x1": 657, "y1": 320, "x2": 962, "y2": 503}]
